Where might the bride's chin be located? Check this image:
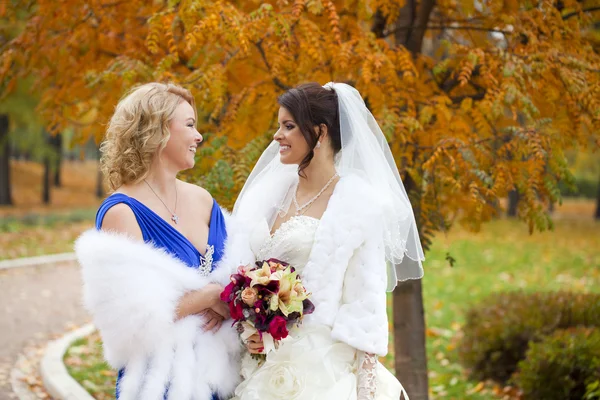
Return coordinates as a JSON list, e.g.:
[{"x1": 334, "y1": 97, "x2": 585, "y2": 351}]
[{"x1": 278, "y1": 155, "x2": 297, "y2": 165}]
